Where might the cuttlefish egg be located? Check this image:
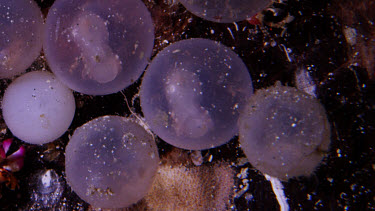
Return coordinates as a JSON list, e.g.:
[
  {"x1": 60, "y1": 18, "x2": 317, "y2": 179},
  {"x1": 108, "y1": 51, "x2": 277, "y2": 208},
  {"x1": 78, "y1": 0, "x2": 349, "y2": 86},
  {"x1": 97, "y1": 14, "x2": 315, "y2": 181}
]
[
  {"x1": 140, "y1": 38, "x2": 253, "y2": 150},
  {"x1": 238, "y1": 82, "x2": 331, "y2": 180},
  {"x1": 179, "y1": 0, "x2": 271, "y2": 23},
  {"x1": 44, "y1": 0, "x2": 154, "y2": 95},
  {"x1": 2, "y1": 71, "x2": 75, "y2": 145},
  {"x1": 65, "y1": 115, "x2": 159, "y2": 209},
  {"x1": 0, "y1": 0, "x2": 43, "y2": 78}
]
